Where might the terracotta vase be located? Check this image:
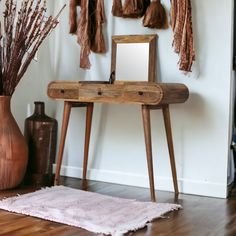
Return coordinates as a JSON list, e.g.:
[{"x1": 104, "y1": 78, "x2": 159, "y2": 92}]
[{"x1": 0, "y1": 96, "x2": 28, "y2": 189}]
